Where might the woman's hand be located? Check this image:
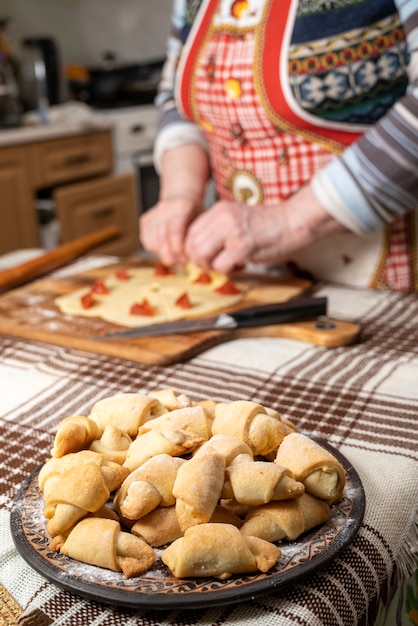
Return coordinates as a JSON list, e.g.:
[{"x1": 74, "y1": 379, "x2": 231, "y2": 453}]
[
  {"x1": 184, "y1": 184, "x2": 347, "y2": 273},
  {"x1": 139, "y1": 195, "x2": 203, "y2": 266},
  {"x1": 139, "y1": 143, "x2": 210, "y2": 266}
]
